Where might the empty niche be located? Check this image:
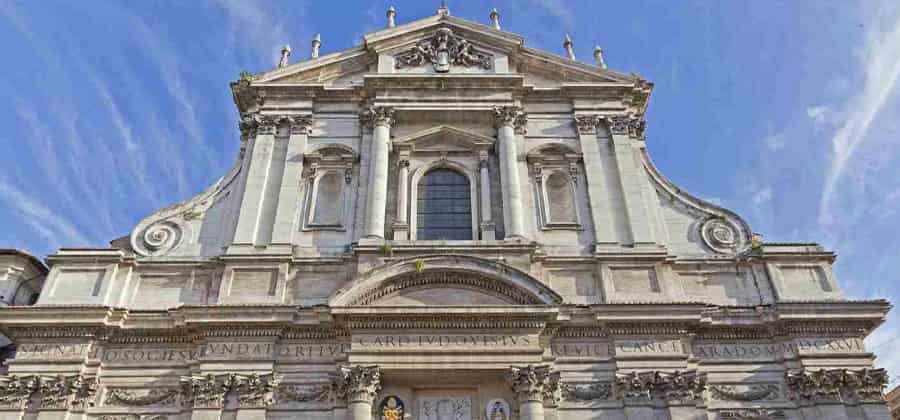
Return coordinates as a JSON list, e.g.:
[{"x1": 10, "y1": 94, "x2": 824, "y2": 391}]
[
  {"x1": 548, "y1": 270, "x2": 597, "y2": 303},
  {"x1": 610, "y1": 267, "x2": 659, "y2": 293}
]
